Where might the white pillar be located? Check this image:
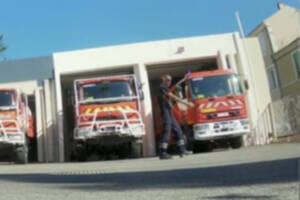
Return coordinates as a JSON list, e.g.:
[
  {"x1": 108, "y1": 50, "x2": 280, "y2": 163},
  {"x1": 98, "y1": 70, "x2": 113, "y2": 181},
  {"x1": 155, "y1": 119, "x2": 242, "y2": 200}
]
[
  {"x1": 134, "y1": 63, "x2": 156, "y2": 157},
  {"x1": 227, "y1": 54, "x2": 238, "y2": 73},
  {"x1": 54, "y1": 69, "x2": 65, "y2": 162},
  {"x1": 35, "y1": 87, "x2": 46, "y2": 162},
  {"x1": 217, "y1": 50, "x2": 227, "y2": 69},
  {"x1": 233, "y1": 32, "x2": 258, "y2": 134},
  {"x1": 44, "y1": 79, "x2": 55, "y2": 162}
]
